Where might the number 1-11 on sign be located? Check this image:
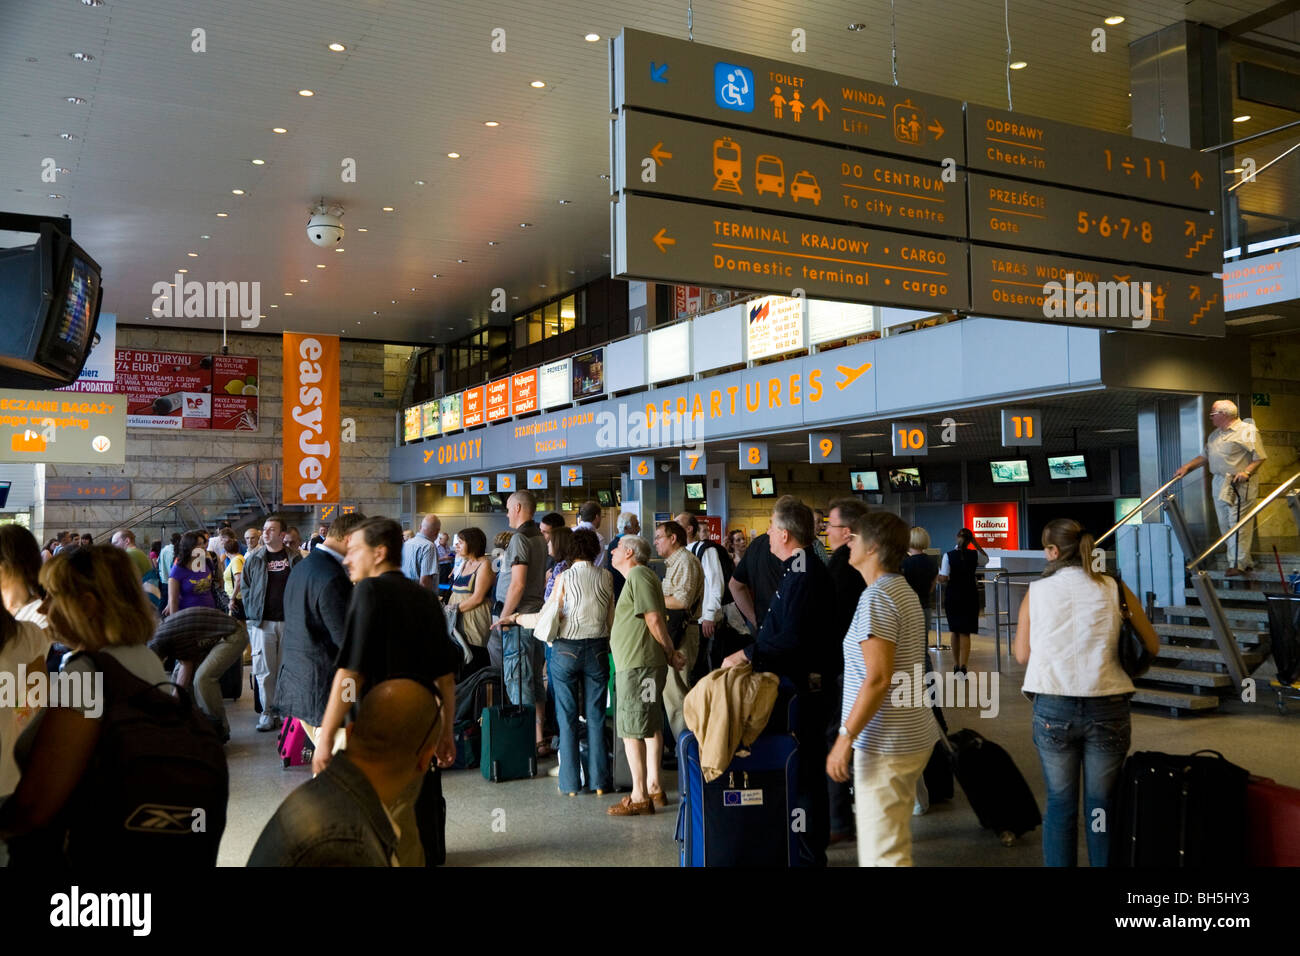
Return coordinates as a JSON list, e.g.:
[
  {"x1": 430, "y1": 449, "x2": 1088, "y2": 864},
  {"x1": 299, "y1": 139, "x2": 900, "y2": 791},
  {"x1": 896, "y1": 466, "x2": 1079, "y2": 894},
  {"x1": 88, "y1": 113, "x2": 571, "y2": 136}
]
[{"x1": 1001, "y1": 408, "x2": 1042, "y2": 447}]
